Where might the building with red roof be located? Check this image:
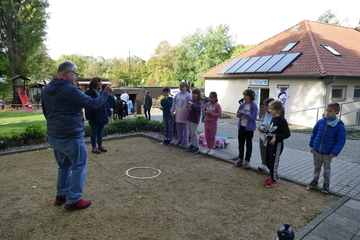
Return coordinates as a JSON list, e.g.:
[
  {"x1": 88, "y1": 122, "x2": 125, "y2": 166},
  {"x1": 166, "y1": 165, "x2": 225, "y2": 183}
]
[{"x1": 199, "y1": 20, "x2": 360, "y2": 127}]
